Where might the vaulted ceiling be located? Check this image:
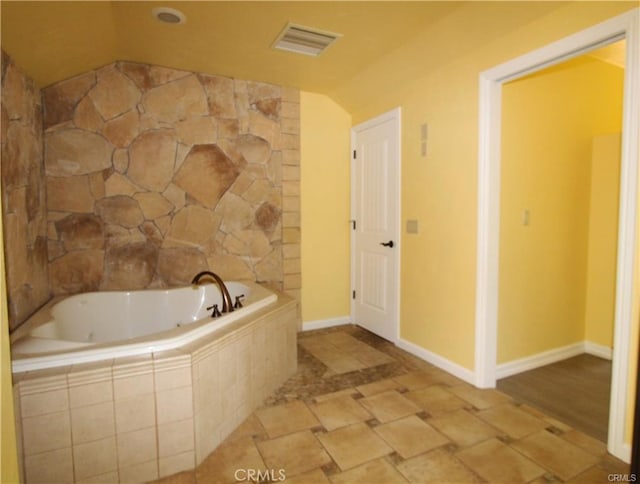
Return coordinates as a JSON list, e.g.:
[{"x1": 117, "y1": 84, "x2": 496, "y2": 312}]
[{"x1": 0, "y1": 1, "x2": 463, "y2": 91}]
